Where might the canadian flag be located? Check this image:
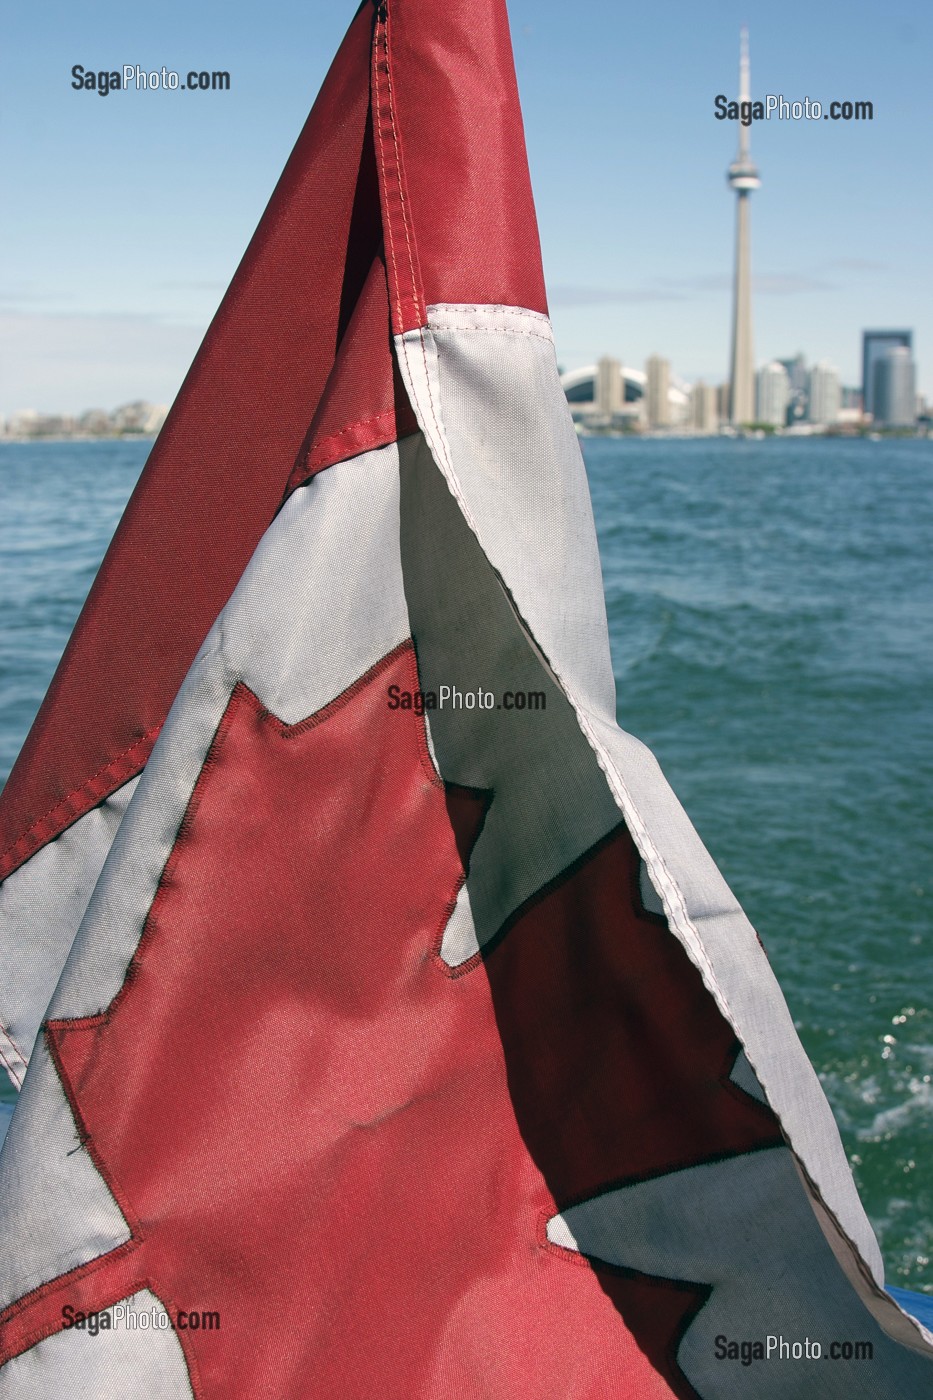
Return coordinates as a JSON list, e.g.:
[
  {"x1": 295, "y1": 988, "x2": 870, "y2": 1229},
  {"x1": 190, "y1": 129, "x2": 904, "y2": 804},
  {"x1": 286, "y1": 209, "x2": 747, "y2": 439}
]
[{"x1": 0, "y1": 2, "x2": 930, "y2": 1396}]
